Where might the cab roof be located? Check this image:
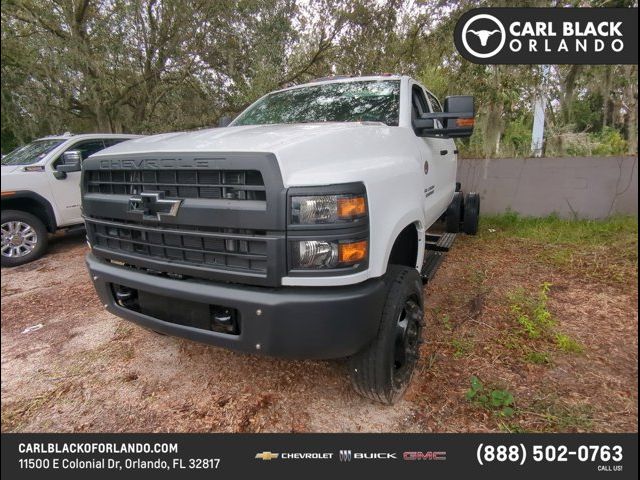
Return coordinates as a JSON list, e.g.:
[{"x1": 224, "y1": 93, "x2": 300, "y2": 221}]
[
  {"x1": 38, "y1": 133, "x2": 141, "y2": 141},
  {"x1": 274, "y1": 74, "x2": 408, "y2": 94}
]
